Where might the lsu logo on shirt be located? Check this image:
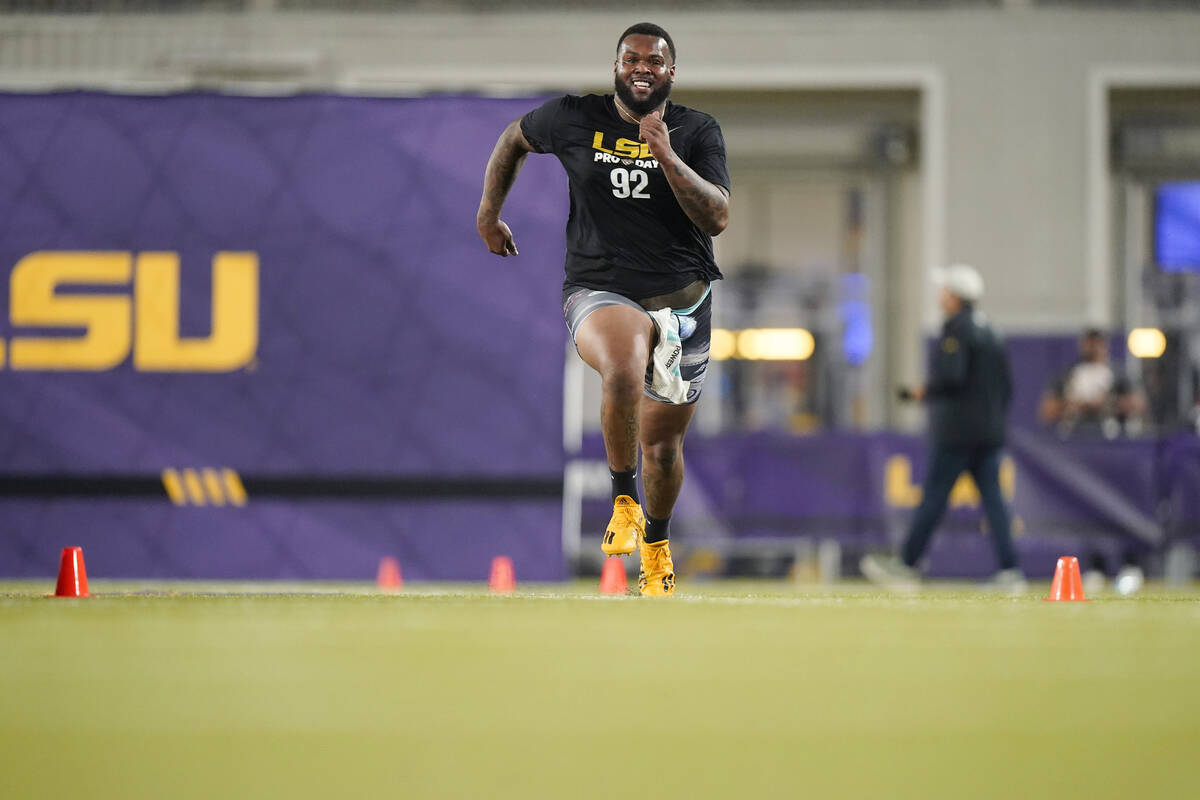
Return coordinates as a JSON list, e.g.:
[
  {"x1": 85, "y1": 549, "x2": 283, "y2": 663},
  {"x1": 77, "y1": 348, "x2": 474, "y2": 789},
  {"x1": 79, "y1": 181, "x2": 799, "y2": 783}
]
[
  {"x1": 591, "y1": 131, "x2": 652, "y2": 160},
  {"x1": 590, "y1": 131, "x2": 661, "y2": 178},
  {"x1": 0, "y1": 251, "x2": 258, "y2": 372}
]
